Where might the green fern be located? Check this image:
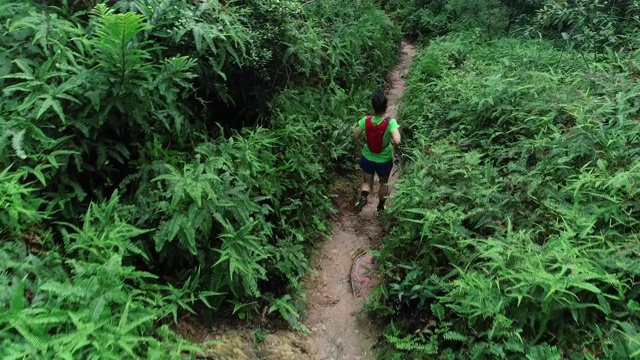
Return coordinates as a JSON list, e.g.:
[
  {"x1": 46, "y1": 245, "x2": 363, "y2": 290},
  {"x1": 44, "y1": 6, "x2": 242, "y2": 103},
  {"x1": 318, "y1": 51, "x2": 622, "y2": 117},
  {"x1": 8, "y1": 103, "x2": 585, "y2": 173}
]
[
  {"x1": 92, "y1": 4, "x2": 151, "y2": 81},
  {"x1": 443, "y1": 331, "x2": 469, "y2": 342},
  {"x1": 0, "y1": 190, "x2": 206, "y2": 359},
  {"x1": 5, "y1": 129, "x2": 27, "y2": 159},
  {"x1": 267, "y1": 294, "x2": 308, "y2": 333},
  {"x1": 2, "y1": 0, "x2": 404, "y2": 355},
  {"x1": 384, "y1": 333, "x2": 438, "y2": 355}
]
